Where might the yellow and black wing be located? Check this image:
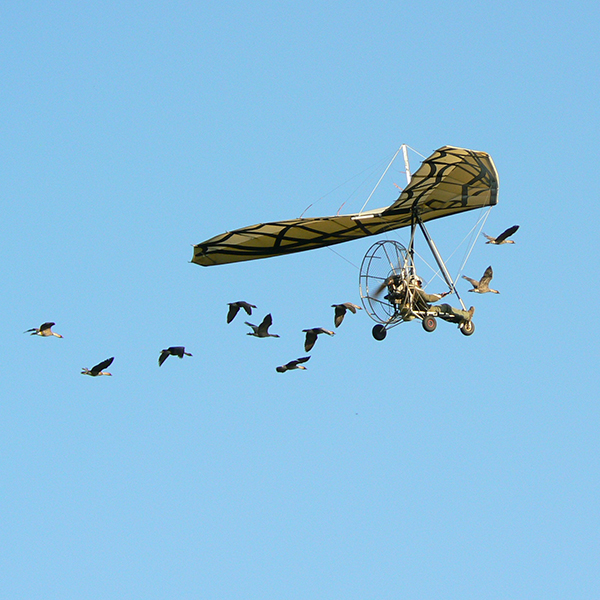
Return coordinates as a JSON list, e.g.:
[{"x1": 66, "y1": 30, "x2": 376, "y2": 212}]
[{"x1": 192, "y1": 146, "x2": 498, "y2": 267}]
